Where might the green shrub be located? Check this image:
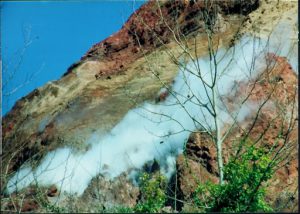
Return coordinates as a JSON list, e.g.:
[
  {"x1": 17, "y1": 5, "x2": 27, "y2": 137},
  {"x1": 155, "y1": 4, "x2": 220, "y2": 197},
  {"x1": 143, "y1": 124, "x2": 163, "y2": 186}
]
[
  {"x1": 193, "y1": 145, "x2": 274, "y2": 212},
  {"x1": 107, "y1": 206, "x2": 135, "y2": 213},
  {"x1": 134, "y1": 173, "x2": 167, "y2": 213}
]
